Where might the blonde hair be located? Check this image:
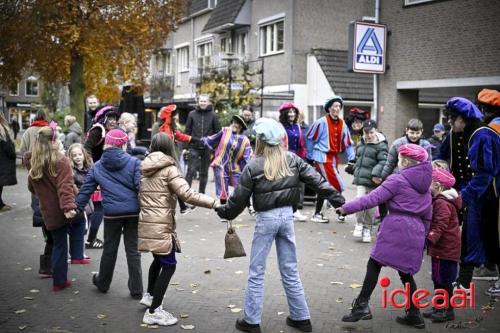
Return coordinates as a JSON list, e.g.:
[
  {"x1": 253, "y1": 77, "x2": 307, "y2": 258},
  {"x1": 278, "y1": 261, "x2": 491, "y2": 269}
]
[
  {"x1": 119, "y1": 112, "x2": 135, "y2": 125},
  {"x1": 30, "y1": 127, "x2": 59, "y2": 180},
  {"x1": 64, "y1": 115, "x2": 76, "y2": 127},
  {"x1": 432, "y1": 159, "x2": 449, "y2": 171},
  {"x1": 398, "y1": 154, "x2": 419, "y2": 169},
  {"x1": 66, "y1": 143, "x2": 92, "y2": 169},
  {"x1": 0, "y1": 113, "x2": 13, "y2": 141},
  {"x1": 255, "y1": 139, "x2": 293, "y2": 181}
]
